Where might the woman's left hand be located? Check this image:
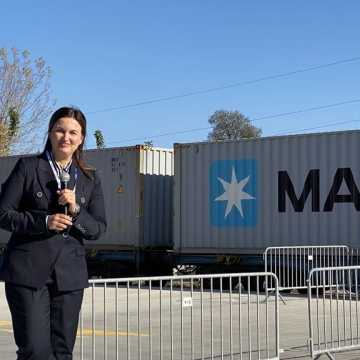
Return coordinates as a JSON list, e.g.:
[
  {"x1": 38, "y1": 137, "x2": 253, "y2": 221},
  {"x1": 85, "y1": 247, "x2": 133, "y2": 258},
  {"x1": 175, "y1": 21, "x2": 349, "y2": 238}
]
[{"x1": 57, "y1": 189, "x2": 76, "y2": 208}]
